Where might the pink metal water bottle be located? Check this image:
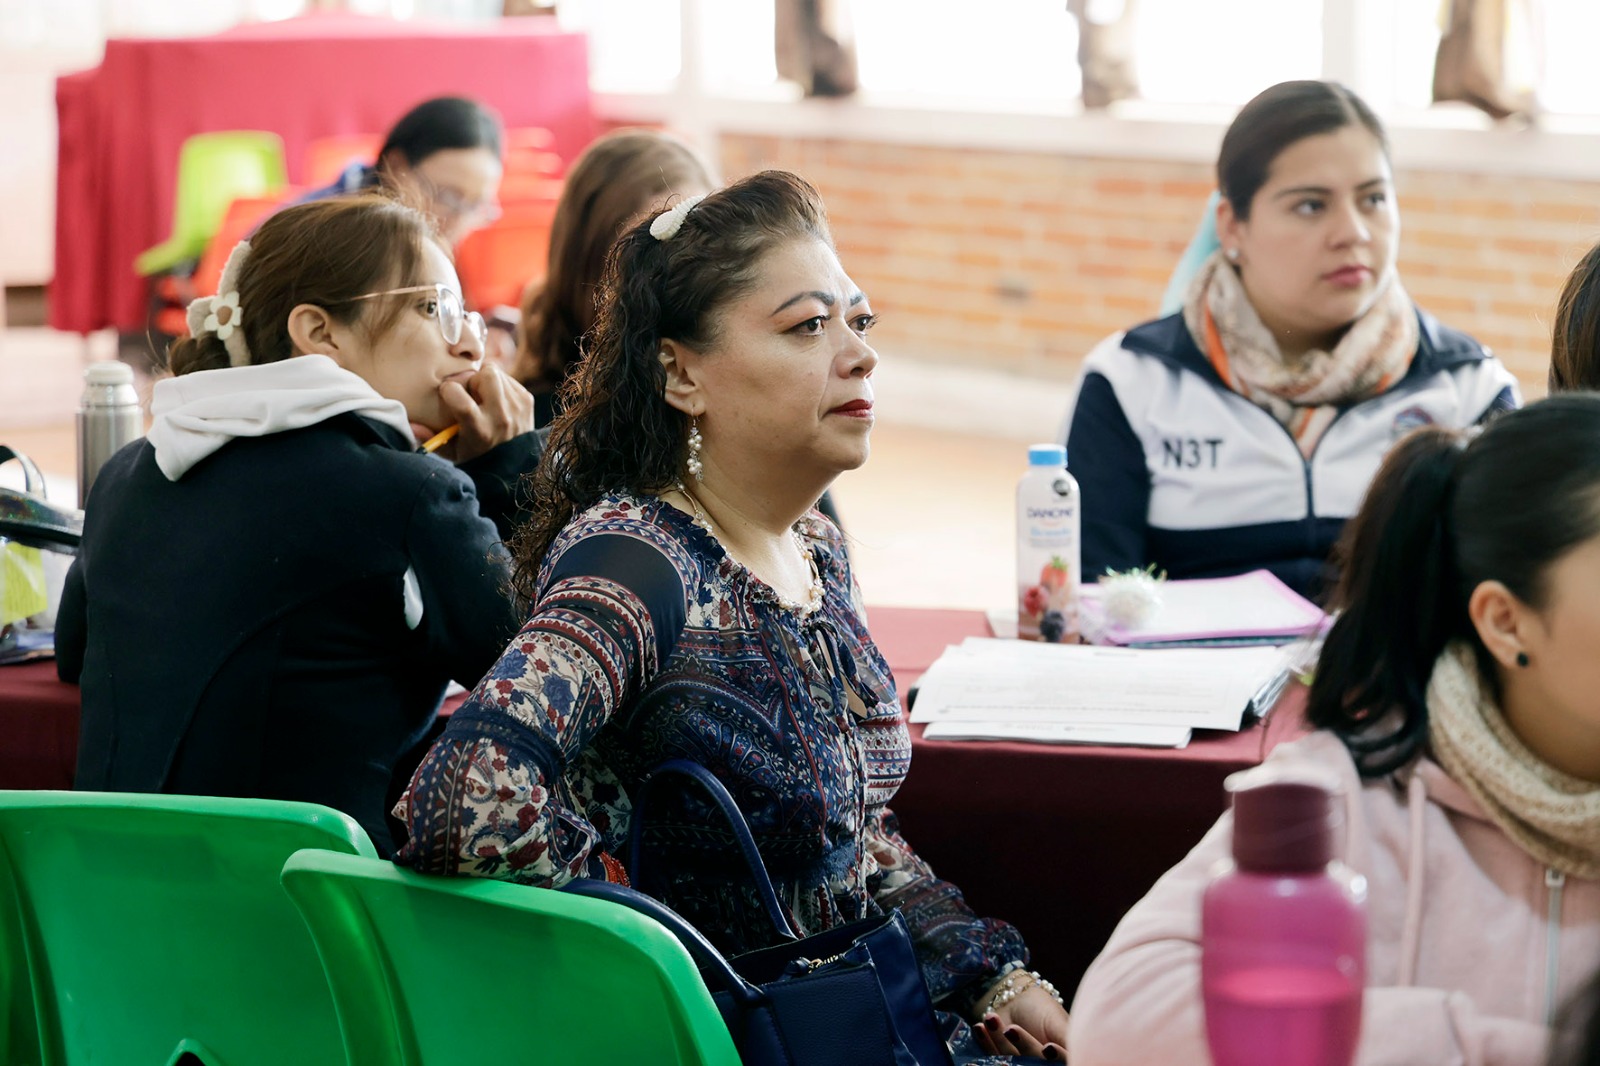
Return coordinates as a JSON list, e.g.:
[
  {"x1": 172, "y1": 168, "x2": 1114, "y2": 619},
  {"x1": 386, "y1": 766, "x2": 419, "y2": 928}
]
[{"x1": 1201, "y1": 765, "x2": 1367, "y2": 1066}]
